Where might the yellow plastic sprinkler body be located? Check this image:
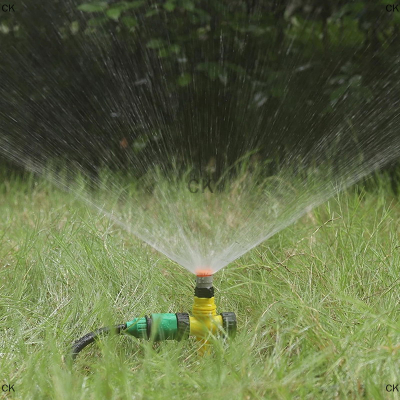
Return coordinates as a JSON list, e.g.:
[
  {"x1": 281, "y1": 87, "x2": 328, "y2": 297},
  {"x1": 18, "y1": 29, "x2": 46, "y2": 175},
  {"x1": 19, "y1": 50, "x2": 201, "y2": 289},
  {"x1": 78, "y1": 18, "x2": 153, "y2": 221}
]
[
  {"x1": 71, "y1": 269, "x2": 236, "y2": 360},
  {"x1": 190, "y1": 274, "x2": 224, "y2": 355}
]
